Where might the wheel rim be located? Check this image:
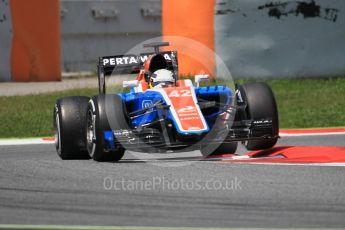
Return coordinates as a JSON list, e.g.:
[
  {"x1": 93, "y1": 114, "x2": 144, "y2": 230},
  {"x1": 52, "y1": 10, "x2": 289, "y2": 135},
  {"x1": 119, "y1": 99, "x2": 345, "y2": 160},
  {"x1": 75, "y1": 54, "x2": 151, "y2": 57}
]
[
  {"x1": 86, "y1": 109, "x2": 96, "y2": 157},
  {"x1": 54, "y1": 108, "x2": 61, "y2": 155}
]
